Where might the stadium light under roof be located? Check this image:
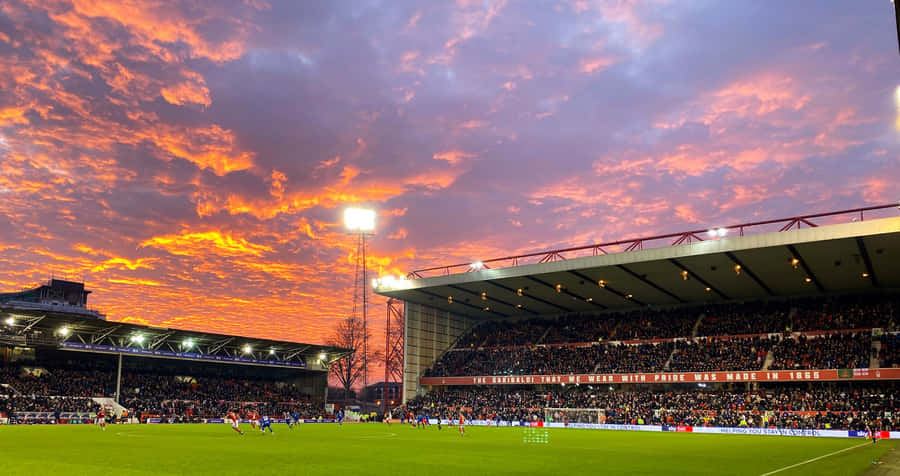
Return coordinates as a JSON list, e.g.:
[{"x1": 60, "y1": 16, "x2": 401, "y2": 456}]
[
  {"x1": 344, "y1": 208, "x2": 376, "y2": 232},
  {"x1": 4, "y1": 317, "x2": 13, "y2": 326},
  {"x1": 58, "y1": 326, "x2": 70, "y2": 336}
]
